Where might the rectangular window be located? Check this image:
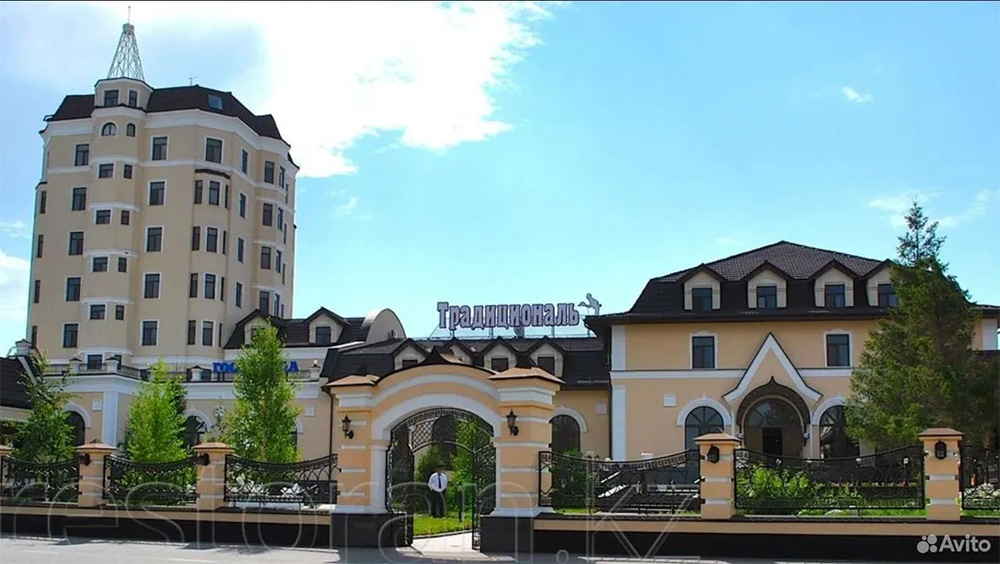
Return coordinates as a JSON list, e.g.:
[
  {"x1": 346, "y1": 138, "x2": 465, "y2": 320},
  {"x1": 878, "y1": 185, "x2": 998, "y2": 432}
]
[
  {"x1": 262, "y1": 203, "x2": 273, "y2": 226},
  {"x1": 124, "y1": 164, "x2": 133, "y2": 179},
  {"x1": 65, "y1": 277, "x2": 81, "y2": 301},
  {"x1": 264, "y1": 161, "x2": 275, "y2": 183},
  {"x1": 63, "y1": 324, "x2": 79, "y2": 348},
  {"x1": 202, "y1": 181, "x2": 219, "y2": 207},
  {"x1": 71, "y1": 187, "x2": 87, "y2": 211},
  {"x1": 239, "y1": 193, "x2": 247, "y2": 218},
  {"x1": 89, "y1": 304, "x2": 106, "y2": 320},
  {"x1": 191, "y1": 226, "x2": 201, "y2": 251},
  {"x1": 35, "y1": 234, "x2": 43, "y2": 258},
  {"x1": 204, "y1": 273, "x2": 216, "y2": 300},
  {"x1": 30, "y1": 325, "x2": 37, "y2": 347},
  {"x1": 151, "y1": 137, "x2": 168, "y2": 161},
  {"x1": 205, "y1": 138, "x2": 223, "y2": 163},
  {"x1": 202, "y1": 321, "x2": 214, "y2": 346},
  {"x1": 235, "y1": 282, "x2": 243, "y2": 308},
  {"x1": 95, "y1": 209, "x2": 111, "y2": 224},
  {"x1": 194, "y1": 180, "x2": 203, "y2": 204},
  {"x1": 117, "y1": 257, "x2": 127, "y2": 273},
  {"x1": 86, "y1": 354, "x2": 102, "y2": 370},
  {"x1": 259, "y1": 290, "x2": 270, "y2": 313},
  {"x1": 103, "y1": 89, "x2": 119, "y2": 106},
  {"x1": 277, "y1": 208, "x2": 284, "y2": 230},
  {"x1": 756, "y1": 285, "x2": 778, "y2": 309},
  {"x1": 115, "y1": 304, "x2": 125, "y2": 320},
  {"x1": 878, "y1": 283, "x2": 898, "y2": 308},
  {"x1": 68, "y1": 231, "x2": 84, "y2": 255},
  {"x1": 128, "y1": 90, "x2": 138, "y2": 107},
  {"x1": 92, "y1": 256, "x2": 108, "y2": 272},
  {"x1": 222, "y1": 230, "x2": 228, "y2": 255},
  {"x1": 187, "y1": 320, "x2": 196, "y2": 346},
  {"x1": 401, "y1": 359, "x2": 419, "y2": 369},
  {"x1": 241, "y1": 150, "x2": 249, "y2": 174},
  {"x1": 120, "y1": 210, "x2": 130, "y2": 225},
  {"x1": 692, "y1": 336, "x2": 716, "y2": 369},
  {"x1": 141, "y1": 320, "x2": 158, "y2": 346},
  {"x1": 206, "y1": 227, "x2": 218, "y2": 253},
  {"x1": 33, "y1": 280, "x2": 40, "y2": 304},
  {"x1": 74, "y1": 144, "x2": 89, "y2": 166},
  {"x1": 490, "y1": 357, "x2": 509, "y2": 372},
  {"x1": 148, "y1": 181, "x2": 165, "y2": 205},
  {"x1": 260, "y1": 246, "x2": 271, "y2": 269},
  {"x1": 208, "y1": 94, "x2": 223, "y2": 110},
  {"x1": 691, "y1": 287, "x2": 713, "y2": 311},
  {"x1": 143, "y1": 273, "x2": 161, "y2": 299},
  {"x1": 537, "y1": 356, "x2": 556, "y2": 375},
  {"x1": 98, "y1": 163, "x2": 114, "y2": 178},
  {"x1": 826, "y1": 334, "x2": 851, "y2": 367},
  {"x1": 220, "y1": 277, "x2": 226, "y2": 302},
  {"x1": 39, "y1": 190, "x2": 46, "y2": 214},
  {"x1": 224, "y1": 184, "x2": 230, "y2": 208},
  {"x1": 189, "y1": 273, "x2": 198, "y2": 298},
  {"x1": 273, "y1": 294, "x2": 280, "y2": 317},
  {"x1": 279, "y1": 166, "x2": 285, "y2": 188},
  {"x1": 315, "y1": 326, "x2": 332, "y2": 345},
  {"x1": 237, "y1": 237, "x2": 245, "y2": 263},
  {"x1": 146, "y1": 227, "x2": 162, "y2": 252},
  {"x1": 276, "y1": 250, "x2": 282, "y2": 273},
  {"x1": 824, "y1": 284, "x2": 846, "y2": 308}
]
